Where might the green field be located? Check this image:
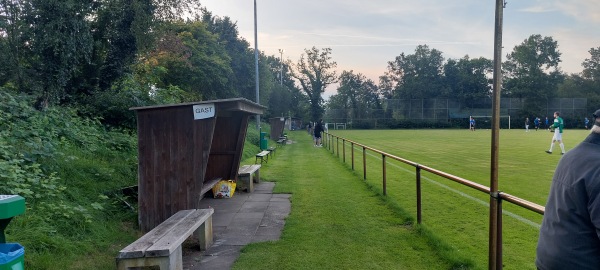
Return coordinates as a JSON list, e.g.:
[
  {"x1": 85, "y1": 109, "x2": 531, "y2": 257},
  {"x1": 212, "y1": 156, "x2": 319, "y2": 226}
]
[{"x1": 321, "y1": 128, "x2": 590, "y2": 269}]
